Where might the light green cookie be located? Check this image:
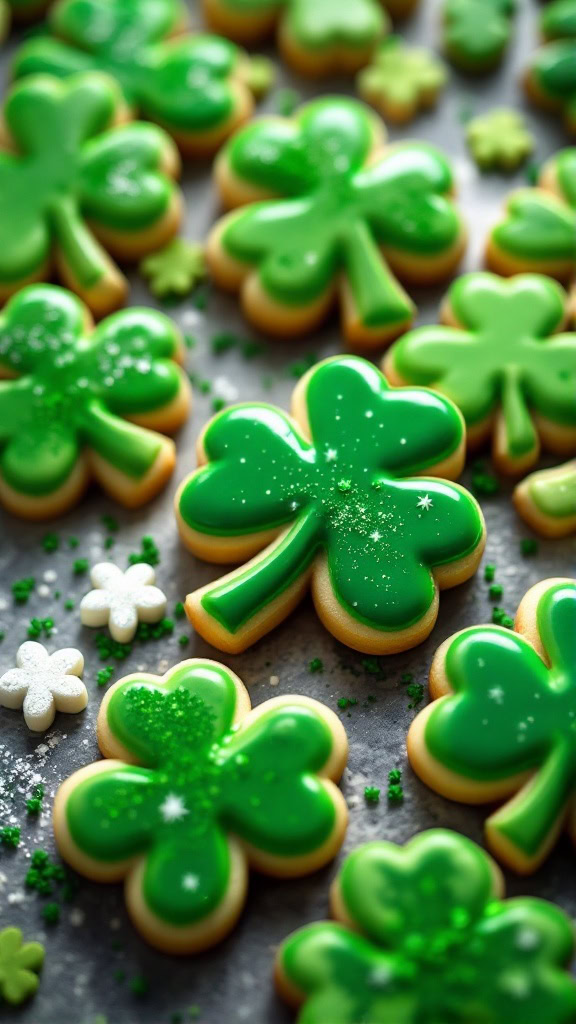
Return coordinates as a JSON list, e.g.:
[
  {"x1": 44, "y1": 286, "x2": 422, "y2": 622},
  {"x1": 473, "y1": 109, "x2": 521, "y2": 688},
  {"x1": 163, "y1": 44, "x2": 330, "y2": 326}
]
[
  {"x1": 358, "y1": 40, "x2": 447, "y2": 123},
  {"x1": 466, "y1": 109, "x2": 535, "y2": 170},
  {"x1": 140, "y1": 239, "x2": 206, "y2": 298}
]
